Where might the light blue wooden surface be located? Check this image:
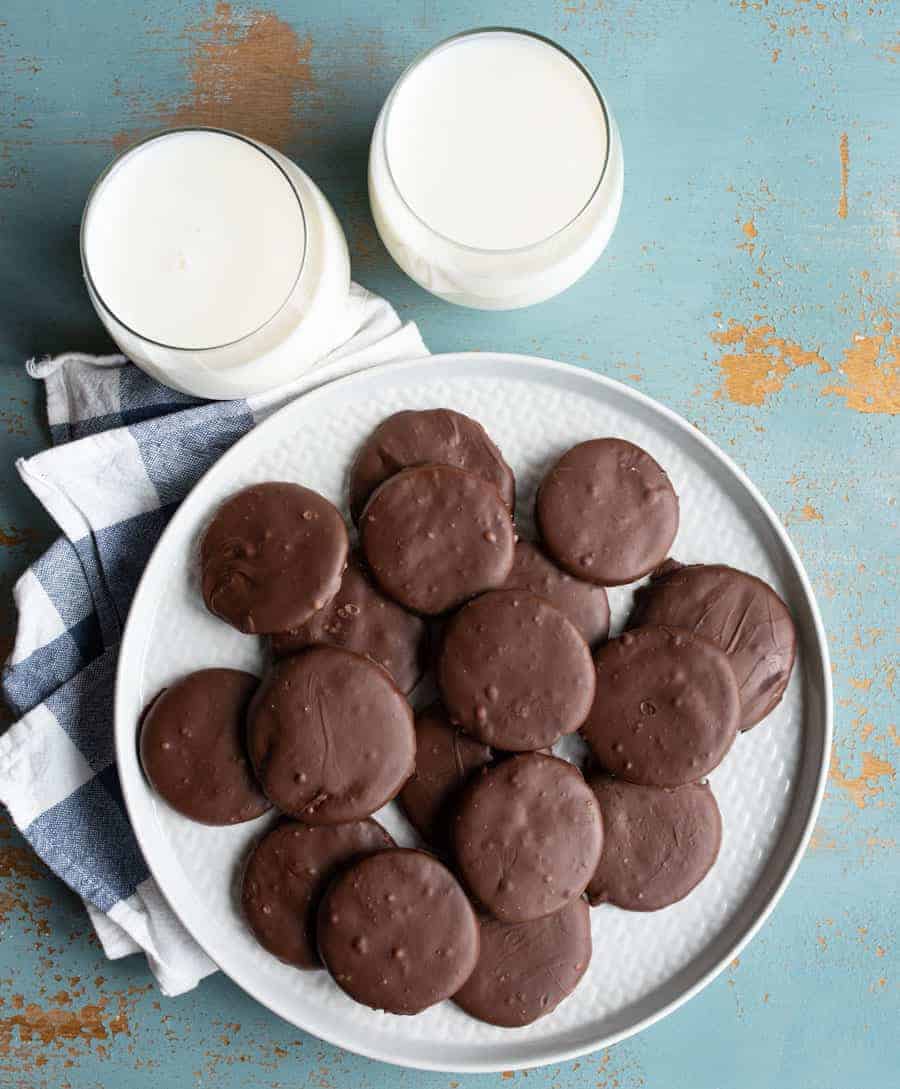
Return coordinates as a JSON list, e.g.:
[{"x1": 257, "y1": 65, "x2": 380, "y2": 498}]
[{"x1": 0, "y1": 1, "x2": 896, "y2": 1086}]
